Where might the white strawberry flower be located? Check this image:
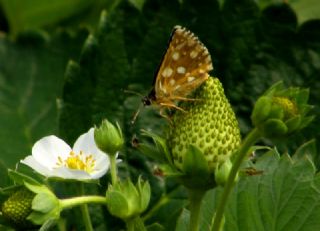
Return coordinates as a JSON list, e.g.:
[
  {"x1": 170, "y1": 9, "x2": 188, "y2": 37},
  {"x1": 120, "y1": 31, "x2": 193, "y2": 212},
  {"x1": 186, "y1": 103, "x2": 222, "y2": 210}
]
[{"x1": 21, "y1": 128, "x2": 110, "y2": 180}]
